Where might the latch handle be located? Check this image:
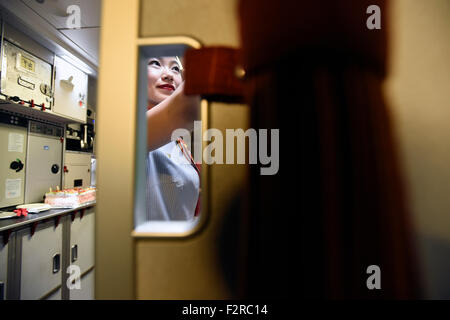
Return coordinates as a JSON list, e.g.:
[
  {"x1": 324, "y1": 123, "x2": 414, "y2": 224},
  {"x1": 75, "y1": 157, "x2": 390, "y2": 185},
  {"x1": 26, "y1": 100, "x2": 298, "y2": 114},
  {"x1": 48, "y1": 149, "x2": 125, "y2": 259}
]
[{"x1": 52, "y1": 253, "x2": 61, "y2": 273}]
